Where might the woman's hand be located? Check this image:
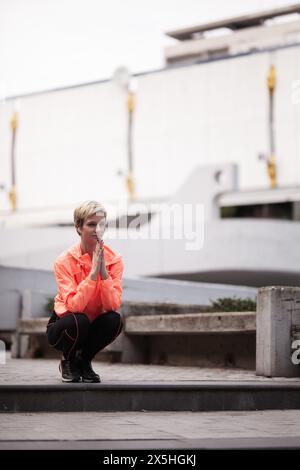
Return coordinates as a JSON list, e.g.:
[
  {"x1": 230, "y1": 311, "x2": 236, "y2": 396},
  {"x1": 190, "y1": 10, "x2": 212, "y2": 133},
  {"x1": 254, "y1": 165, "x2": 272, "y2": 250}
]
[
  {"x1": 89, "y1": 241, "x2": 109, "y2": 281},
  {"x1": 99, "y1": 242, "x2": 109, "y2": 280},
  {"x1": 89, "y1": 242, "x2": 102, "y2": 281}
]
